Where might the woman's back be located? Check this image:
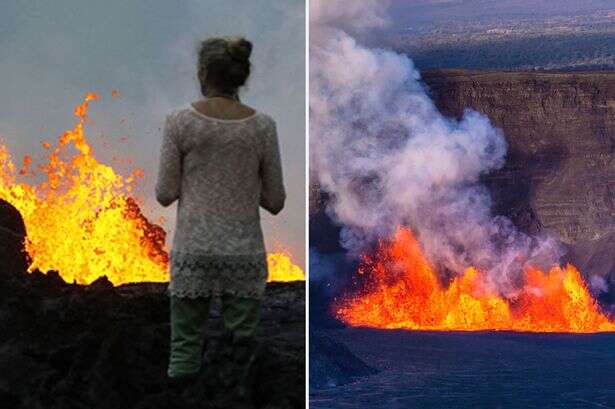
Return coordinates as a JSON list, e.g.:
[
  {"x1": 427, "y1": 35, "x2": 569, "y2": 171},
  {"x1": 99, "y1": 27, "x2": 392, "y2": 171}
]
[
  {"x1": 177, "y1": 106, "x2": 272, "y2": 221},
  {"x1": 156, "y1": 103, "x2": 285, "y2": 257}
]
